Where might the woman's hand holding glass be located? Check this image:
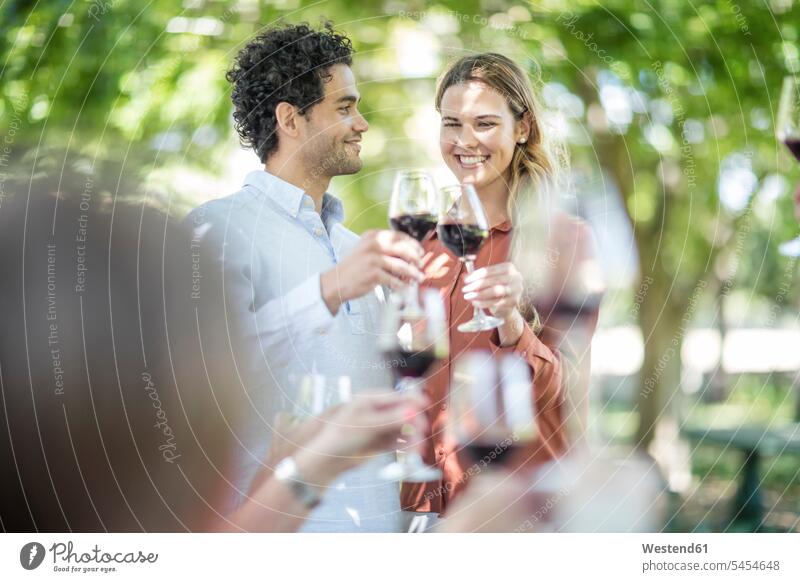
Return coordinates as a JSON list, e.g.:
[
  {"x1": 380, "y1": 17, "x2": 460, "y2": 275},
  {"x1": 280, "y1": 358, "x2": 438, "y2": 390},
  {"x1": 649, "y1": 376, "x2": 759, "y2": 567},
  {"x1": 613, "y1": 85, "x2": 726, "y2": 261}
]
[{"x1": 462, "y1": 262, "x2": 524, "y2": 319}]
